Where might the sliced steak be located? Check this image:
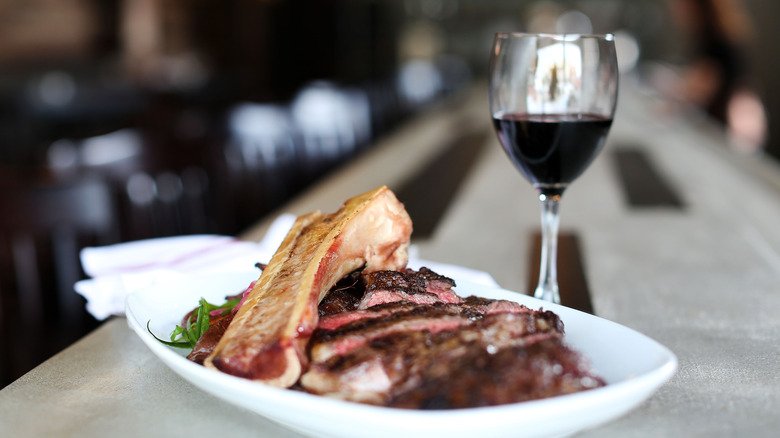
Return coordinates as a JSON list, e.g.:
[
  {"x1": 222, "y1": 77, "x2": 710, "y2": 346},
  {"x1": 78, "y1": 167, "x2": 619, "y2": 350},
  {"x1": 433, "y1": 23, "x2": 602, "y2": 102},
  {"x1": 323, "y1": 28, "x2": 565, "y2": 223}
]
[
  {"x1": 311, "y1": 301, "x2": 562, "y2": 363},
  {"x1": 412, "y1": 266, "x2": 460, "y2": 302},
  {"x1": 300, "y1": 311, "x2": 575, "y2": 406},
  {"x1": 358, "y1": 267, "x2": 462, "y2": 309},
  {"x1": 387, "y1": 337, "x2": 605, "y2": 409},
  {"x1": 311, "y1": 306, "x2": 471, "y2": 363},
  {"x1": 318, "y1": 271, "x2": 364, "y2": 317},
  {"x1": 192, "y1": 260, "x2": 603, "y2": 408},
  {"x1": 318, "y1": 295, "x2": 544, "y2": 331}
]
